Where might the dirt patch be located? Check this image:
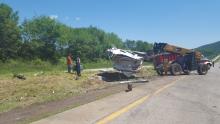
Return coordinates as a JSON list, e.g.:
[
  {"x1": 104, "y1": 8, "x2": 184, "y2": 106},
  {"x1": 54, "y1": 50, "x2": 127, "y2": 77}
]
[
  {"x1": 0, "y1": 68, "x2": 157, "y2": 124},
  {"x1": 0, "y1": 83, "x2": 127, "y2": 124},
  {"x1": 0, "y1": 71, "x2": 106, "y2": 113},
  {"x1": 97, "y1": 71, "x2": 135, "y2": 82},
  {"x1": 0, "y1": 76, "x2": 157, "y2": 124}
]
